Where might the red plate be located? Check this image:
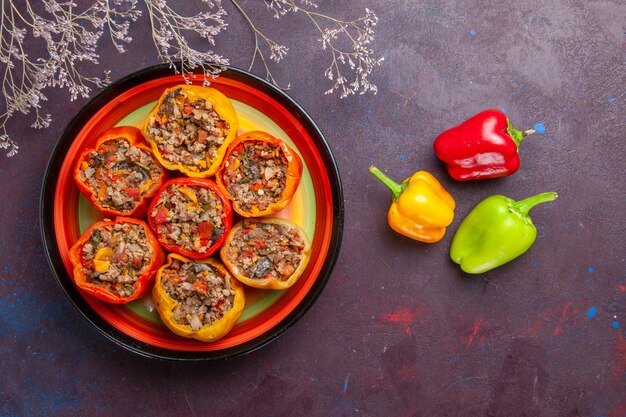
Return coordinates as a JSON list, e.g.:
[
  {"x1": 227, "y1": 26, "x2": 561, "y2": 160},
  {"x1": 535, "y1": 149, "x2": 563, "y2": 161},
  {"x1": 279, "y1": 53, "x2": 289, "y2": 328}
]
[{"x1": 40, "y1": 65, "x2": 344, "y2": 360}]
